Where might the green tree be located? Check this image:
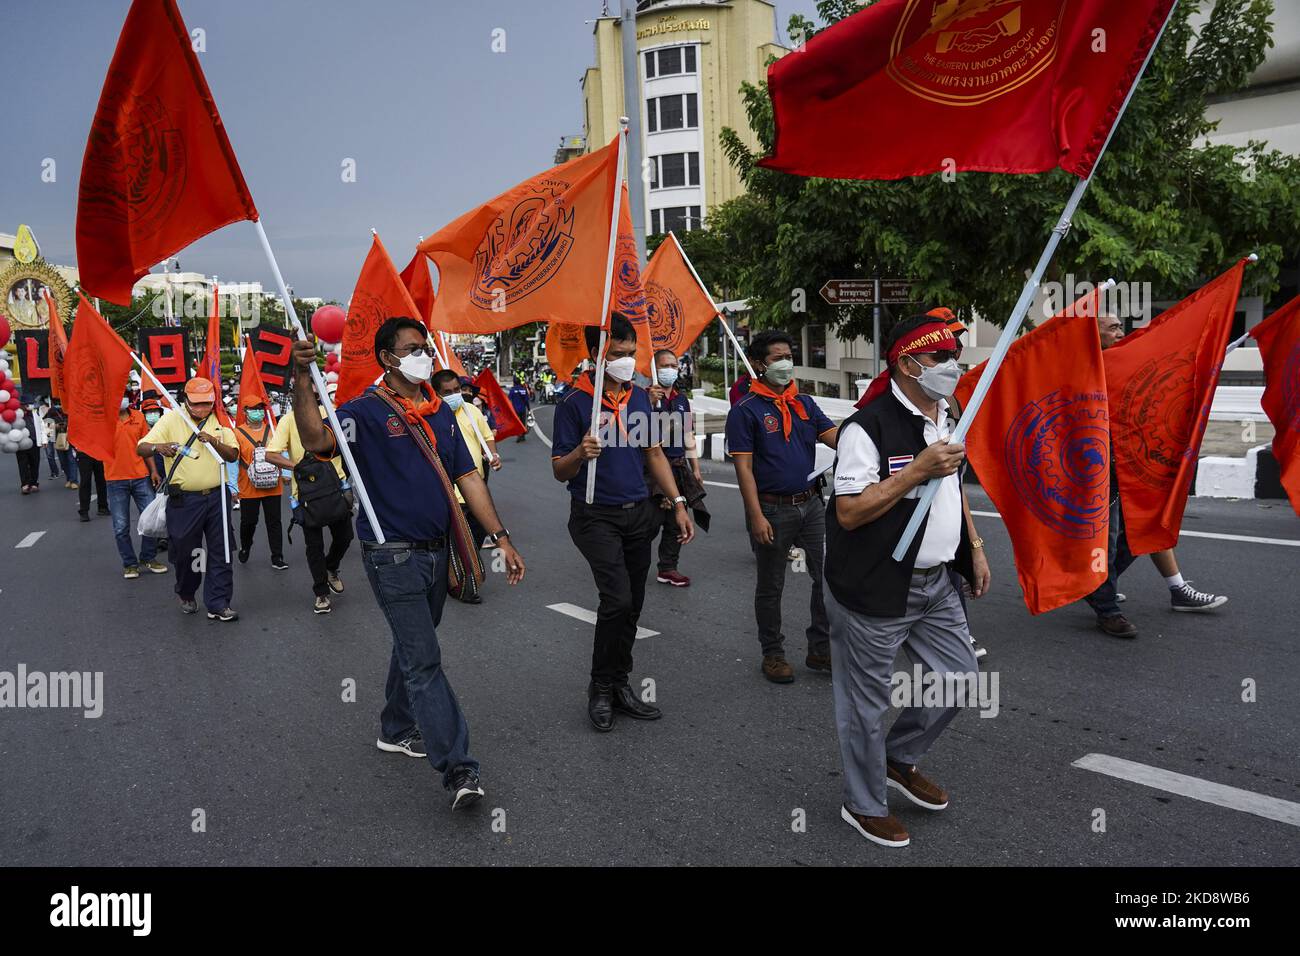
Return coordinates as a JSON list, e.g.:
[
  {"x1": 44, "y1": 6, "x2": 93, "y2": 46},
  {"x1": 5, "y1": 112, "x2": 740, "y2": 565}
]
[{"x1": 706, "y1": 0, "x2": 1299, "y2": 341}]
